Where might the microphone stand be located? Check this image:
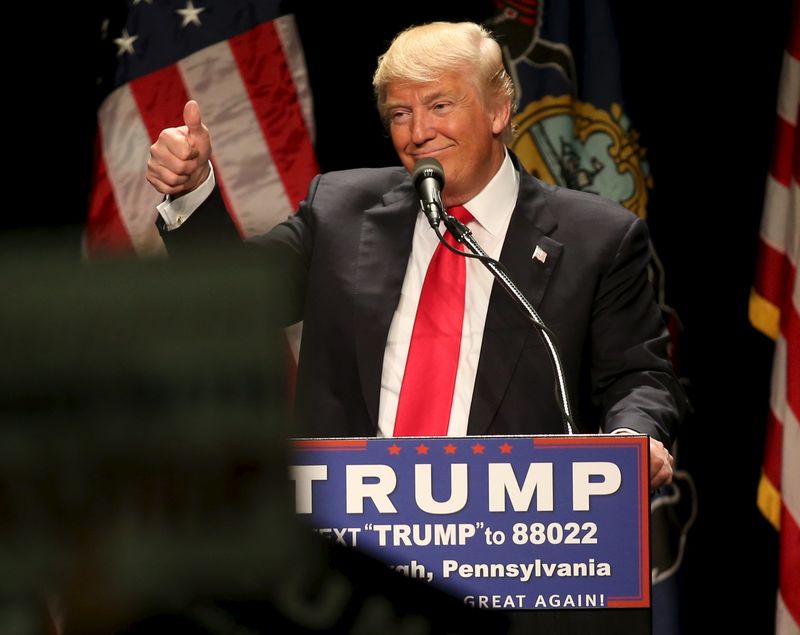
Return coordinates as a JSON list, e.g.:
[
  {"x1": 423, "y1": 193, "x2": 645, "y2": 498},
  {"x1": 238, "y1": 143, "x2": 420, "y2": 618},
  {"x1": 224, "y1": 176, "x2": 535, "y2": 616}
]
[{"x1": 440, "y1": 212, "x2": 575, "y2": 434}]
